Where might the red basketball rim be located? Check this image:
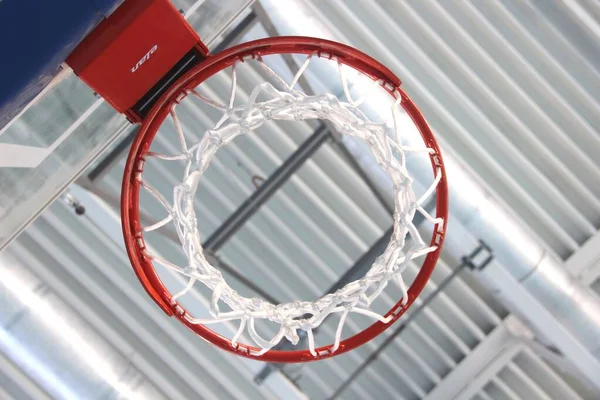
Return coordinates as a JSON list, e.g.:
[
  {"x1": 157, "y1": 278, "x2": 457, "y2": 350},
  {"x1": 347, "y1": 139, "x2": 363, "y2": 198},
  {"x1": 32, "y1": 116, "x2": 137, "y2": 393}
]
[{"x1": 121, "y1": 36, "x2": 449, "y2": 363}]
